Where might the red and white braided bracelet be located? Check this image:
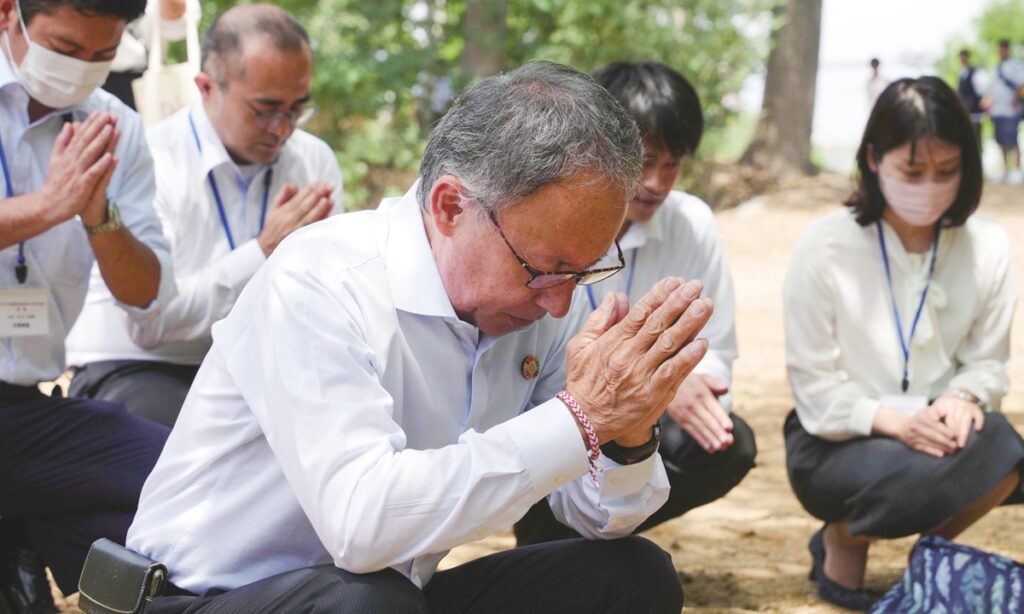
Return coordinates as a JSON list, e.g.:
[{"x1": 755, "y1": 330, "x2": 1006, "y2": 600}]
[{"x1": 556, "y1": 390, "x2": 600, "y2": 481}]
